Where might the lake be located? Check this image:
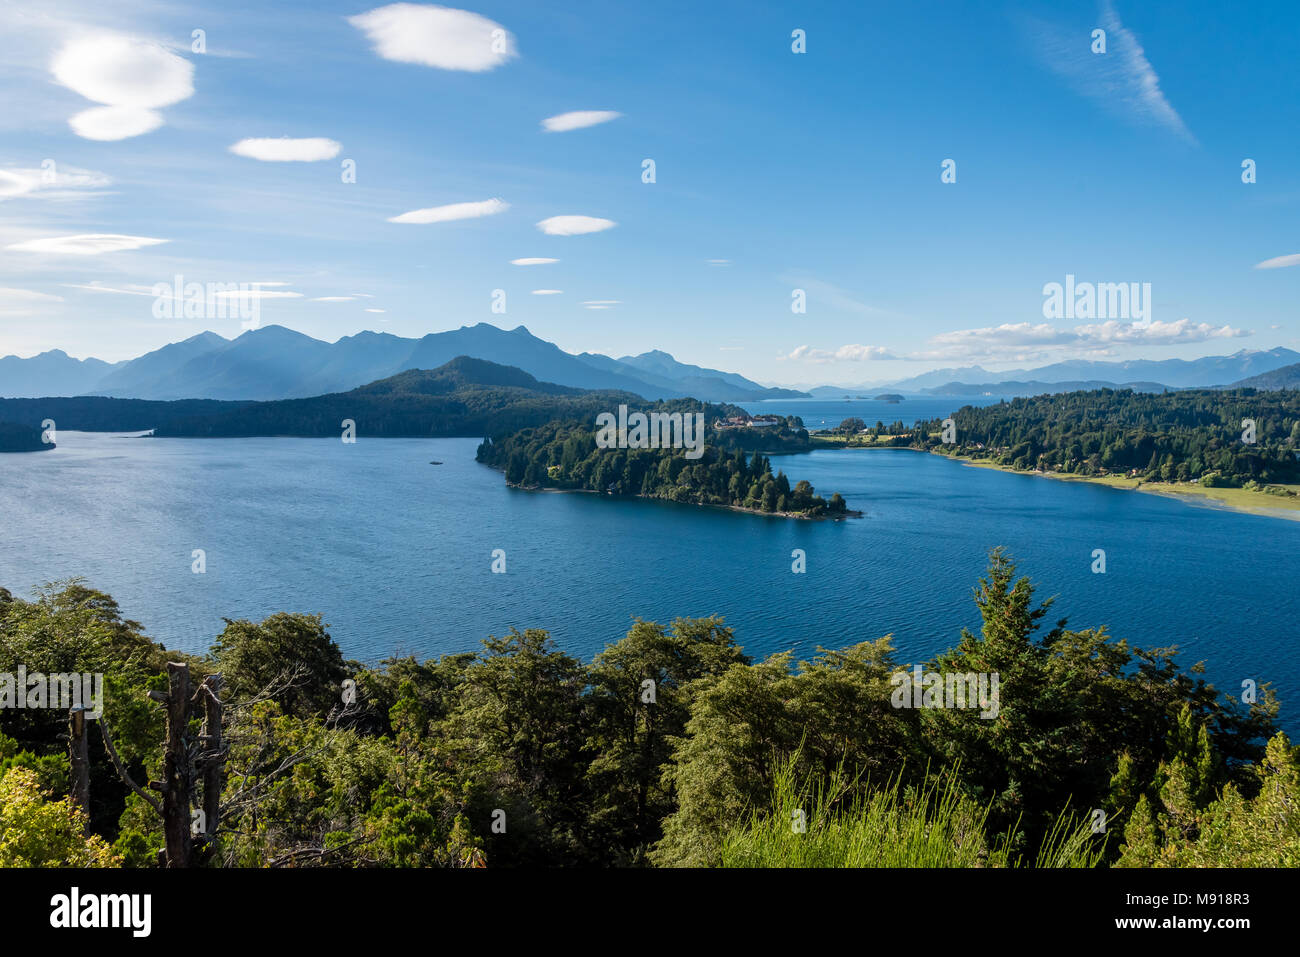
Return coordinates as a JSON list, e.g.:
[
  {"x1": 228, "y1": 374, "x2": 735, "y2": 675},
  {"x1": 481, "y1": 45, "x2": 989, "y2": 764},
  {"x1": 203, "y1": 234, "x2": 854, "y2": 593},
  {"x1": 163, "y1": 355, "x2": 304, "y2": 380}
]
[{"x1": 1, "y1": 429, "x2": 1296, "y2": 732}]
